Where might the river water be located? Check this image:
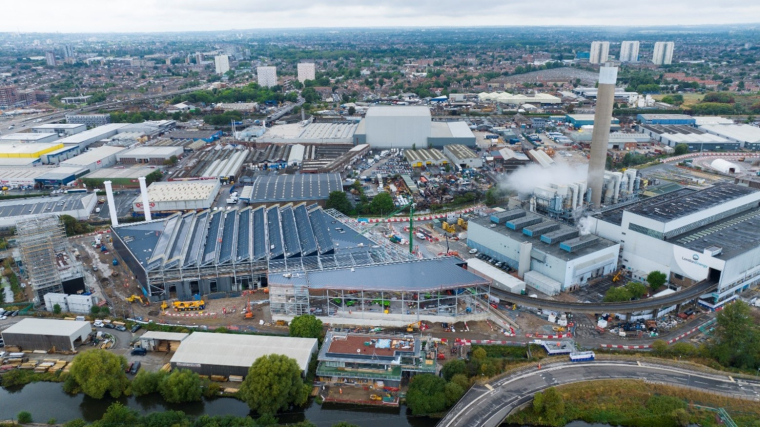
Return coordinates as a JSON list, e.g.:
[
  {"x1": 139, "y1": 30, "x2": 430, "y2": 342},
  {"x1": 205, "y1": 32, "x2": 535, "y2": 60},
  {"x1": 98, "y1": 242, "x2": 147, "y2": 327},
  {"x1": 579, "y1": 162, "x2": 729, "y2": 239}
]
[{"x1": 0, "y1": 382, "x2": 436, "y2": 427}]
